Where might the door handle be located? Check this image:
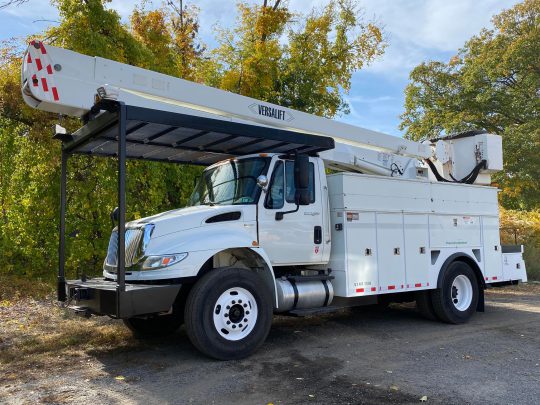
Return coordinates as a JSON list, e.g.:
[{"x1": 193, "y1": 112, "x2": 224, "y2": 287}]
[{"x1": 314, "y1": 226, "x2": 322, "y2": 244}]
